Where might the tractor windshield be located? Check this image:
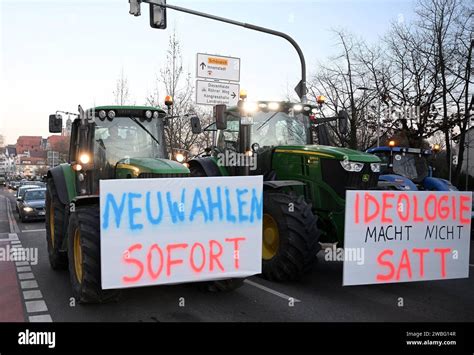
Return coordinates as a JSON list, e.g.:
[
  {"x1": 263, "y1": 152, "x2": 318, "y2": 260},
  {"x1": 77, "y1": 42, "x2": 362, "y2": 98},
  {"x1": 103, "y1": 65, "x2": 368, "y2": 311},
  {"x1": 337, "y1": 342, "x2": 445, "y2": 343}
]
[
  {"x1": 94, "y1": 116, "x2": 166, "y2": 167},
  {"x1": 251, "y1": 112, "x2": 310, "y2": 147},
  {"x1": 392, "y1": 153, "x2": 429, "y2": 182}
]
